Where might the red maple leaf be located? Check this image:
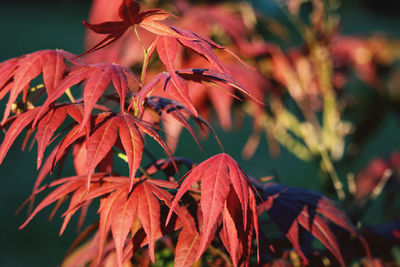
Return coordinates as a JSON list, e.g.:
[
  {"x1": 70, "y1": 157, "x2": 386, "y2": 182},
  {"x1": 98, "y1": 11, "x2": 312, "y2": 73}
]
[
  {"x1": 34, "y1": 62, "x2": 139, "y2": 130},
  {"x1": 19, "y1": 173, "x2": 190, "y2": 267},
  {"x1": 82, "y1": 0, "x2": 182, "y2": 56},
  {"x1": 259, "y1": 183, "x2": 371, "y2": 266},
  {"x1": 167, "y1": 153, "x2": 259, "y2": 265},
  {"x1": 0, "y1": 50, "x2": 77, "y2": 124},
  {"x1": 134, "y1": 68, "x2": 263, "y2": 119}
]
